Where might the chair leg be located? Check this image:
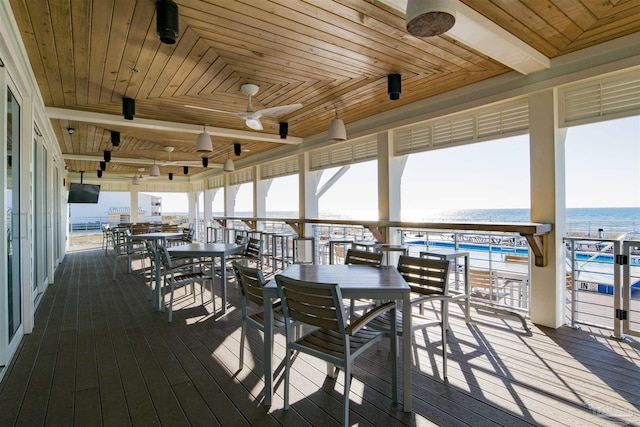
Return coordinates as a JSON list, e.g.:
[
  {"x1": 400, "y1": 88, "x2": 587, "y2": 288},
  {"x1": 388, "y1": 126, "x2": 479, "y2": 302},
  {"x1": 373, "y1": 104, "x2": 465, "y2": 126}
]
[
  {"x1": 284, "y1": 347, "x2": 291, "y2": 410},
  {"x1": 168, "y1": 284, "x2": 175, "y2": 323},
  {"x1": 390, "y1": 308, "x2": 398, "y2": 403},
  {"x1": 441, "y1": 300, "x2": 449, "y2": 379},
  {"x1": 239, "y1": 322, "x2": 246, "y2": 371},
  {"x1": 343, "y1": 362, "x2": 351, "y2": 427}
]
